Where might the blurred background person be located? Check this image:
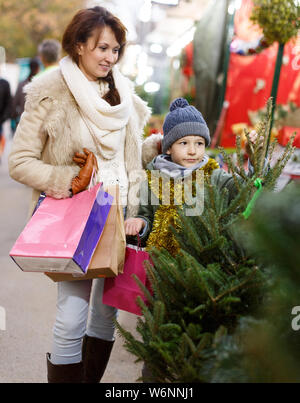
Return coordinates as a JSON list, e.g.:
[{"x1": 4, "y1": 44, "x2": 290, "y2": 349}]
[
  {"x1": 0, "y1": 76, "x2": 11, "y2": 161},
  {"x1": 11, "y1": 57, "x2": 40, "y2": 130},
  {"x1": 36, "y1": 38, "x2": 61, "y2": 76}
]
